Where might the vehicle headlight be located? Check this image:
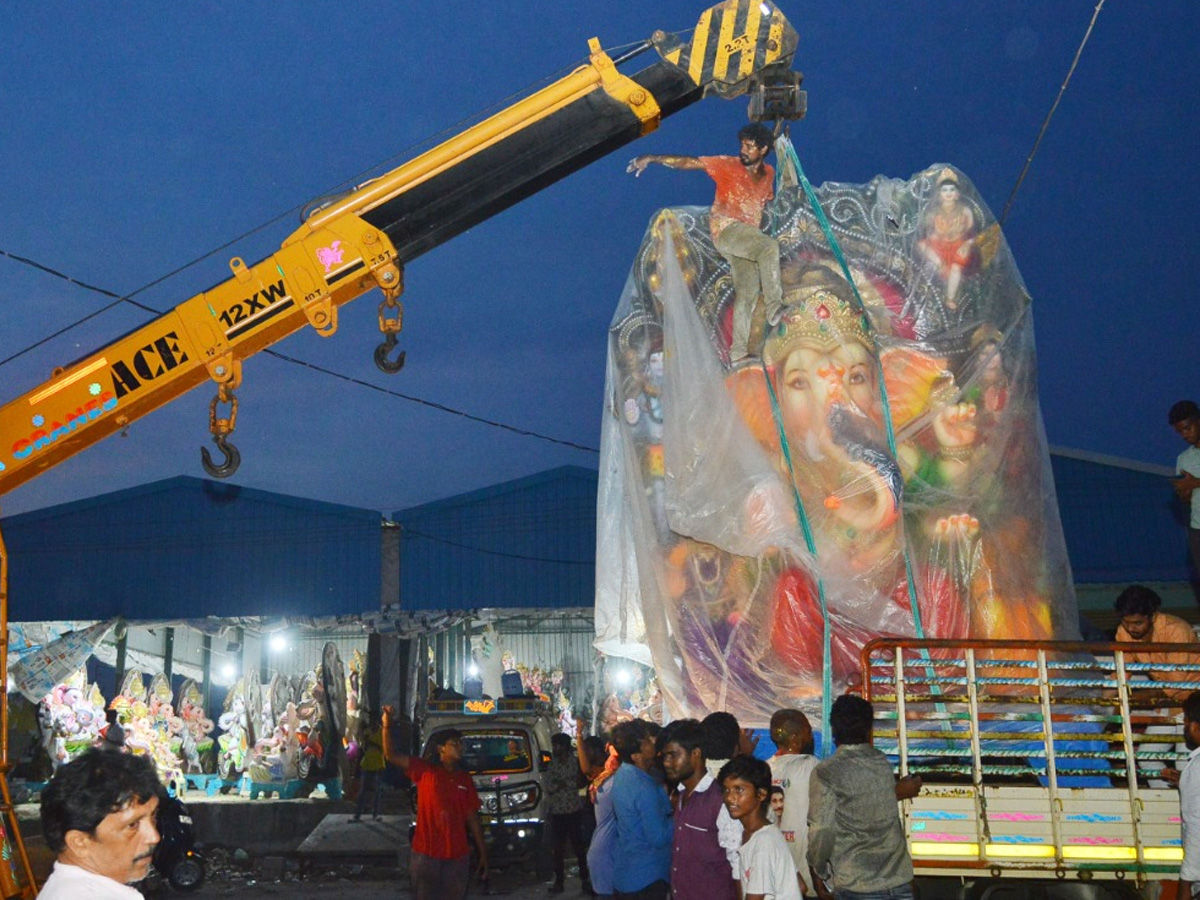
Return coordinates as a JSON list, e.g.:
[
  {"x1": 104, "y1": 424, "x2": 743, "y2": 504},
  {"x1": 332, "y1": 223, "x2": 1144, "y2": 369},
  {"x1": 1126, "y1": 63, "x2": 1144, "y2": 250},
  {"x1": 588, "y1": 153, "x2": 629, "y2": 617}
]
[
  {"x1": 479, "y1": 794, "x2": 499, "y2": 814},
  {"x1": 501, "y1": 785, "x2": 539, "y2": 813}
]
